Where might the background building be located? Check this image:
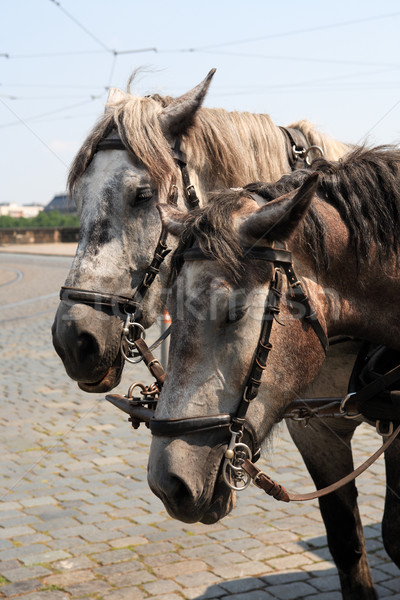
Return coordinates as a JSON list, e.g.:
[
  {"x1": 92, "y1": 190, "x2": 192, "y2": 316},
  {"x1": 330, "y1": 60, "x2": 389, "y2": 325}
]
[
  {"x1": 0, "y1": 203, "x2": 44, "y2": 218},
  {"x1": 44, "y1": 193, "x2": 75, "y2": 214}
]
